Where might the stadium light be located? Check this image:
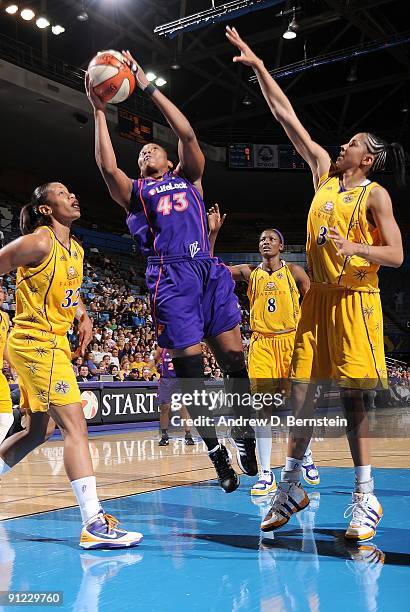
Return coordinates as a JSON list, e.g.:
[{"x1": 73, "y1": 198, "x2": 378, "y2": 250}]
[
  {"x1": 283, "y1": 19, "x2": 297, "y2": 39},
  {"x1": 76, "y1": 11, "x2": 88, "y2": 21},
  {"x1": 36, "y1": 17, "x2": 50, "y2": 29},
  {"x1": 52, "y1": 25, "x2": 65, "y2": 35},
  {"x1": 20, "y1": 8, "x2": 35, "y2": 20},
  {"x1": 146, "y1": 72, "x2": 157, "y2": 82},
  {"x1": 155, "y1": 77, "x2": 167, "y2": 87},
  {"x1": 5, "y1": 5, "x2": 19, "y2": 14}
]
